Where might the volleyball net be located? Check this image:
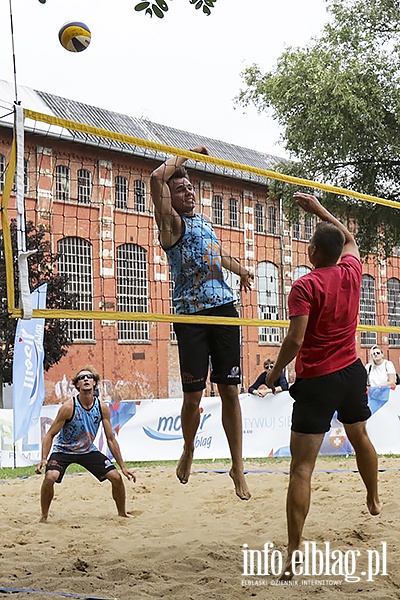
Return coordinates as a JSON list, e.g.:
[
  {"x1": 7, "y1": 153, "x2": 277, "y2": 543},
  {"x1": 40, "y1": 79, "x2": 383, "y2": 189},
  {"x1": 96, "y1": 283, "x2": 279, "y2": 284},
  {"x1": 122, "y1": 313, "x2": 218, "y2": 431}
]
[{"x1": 1, "y1": 104, "x2": 400, "y2": 352}]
